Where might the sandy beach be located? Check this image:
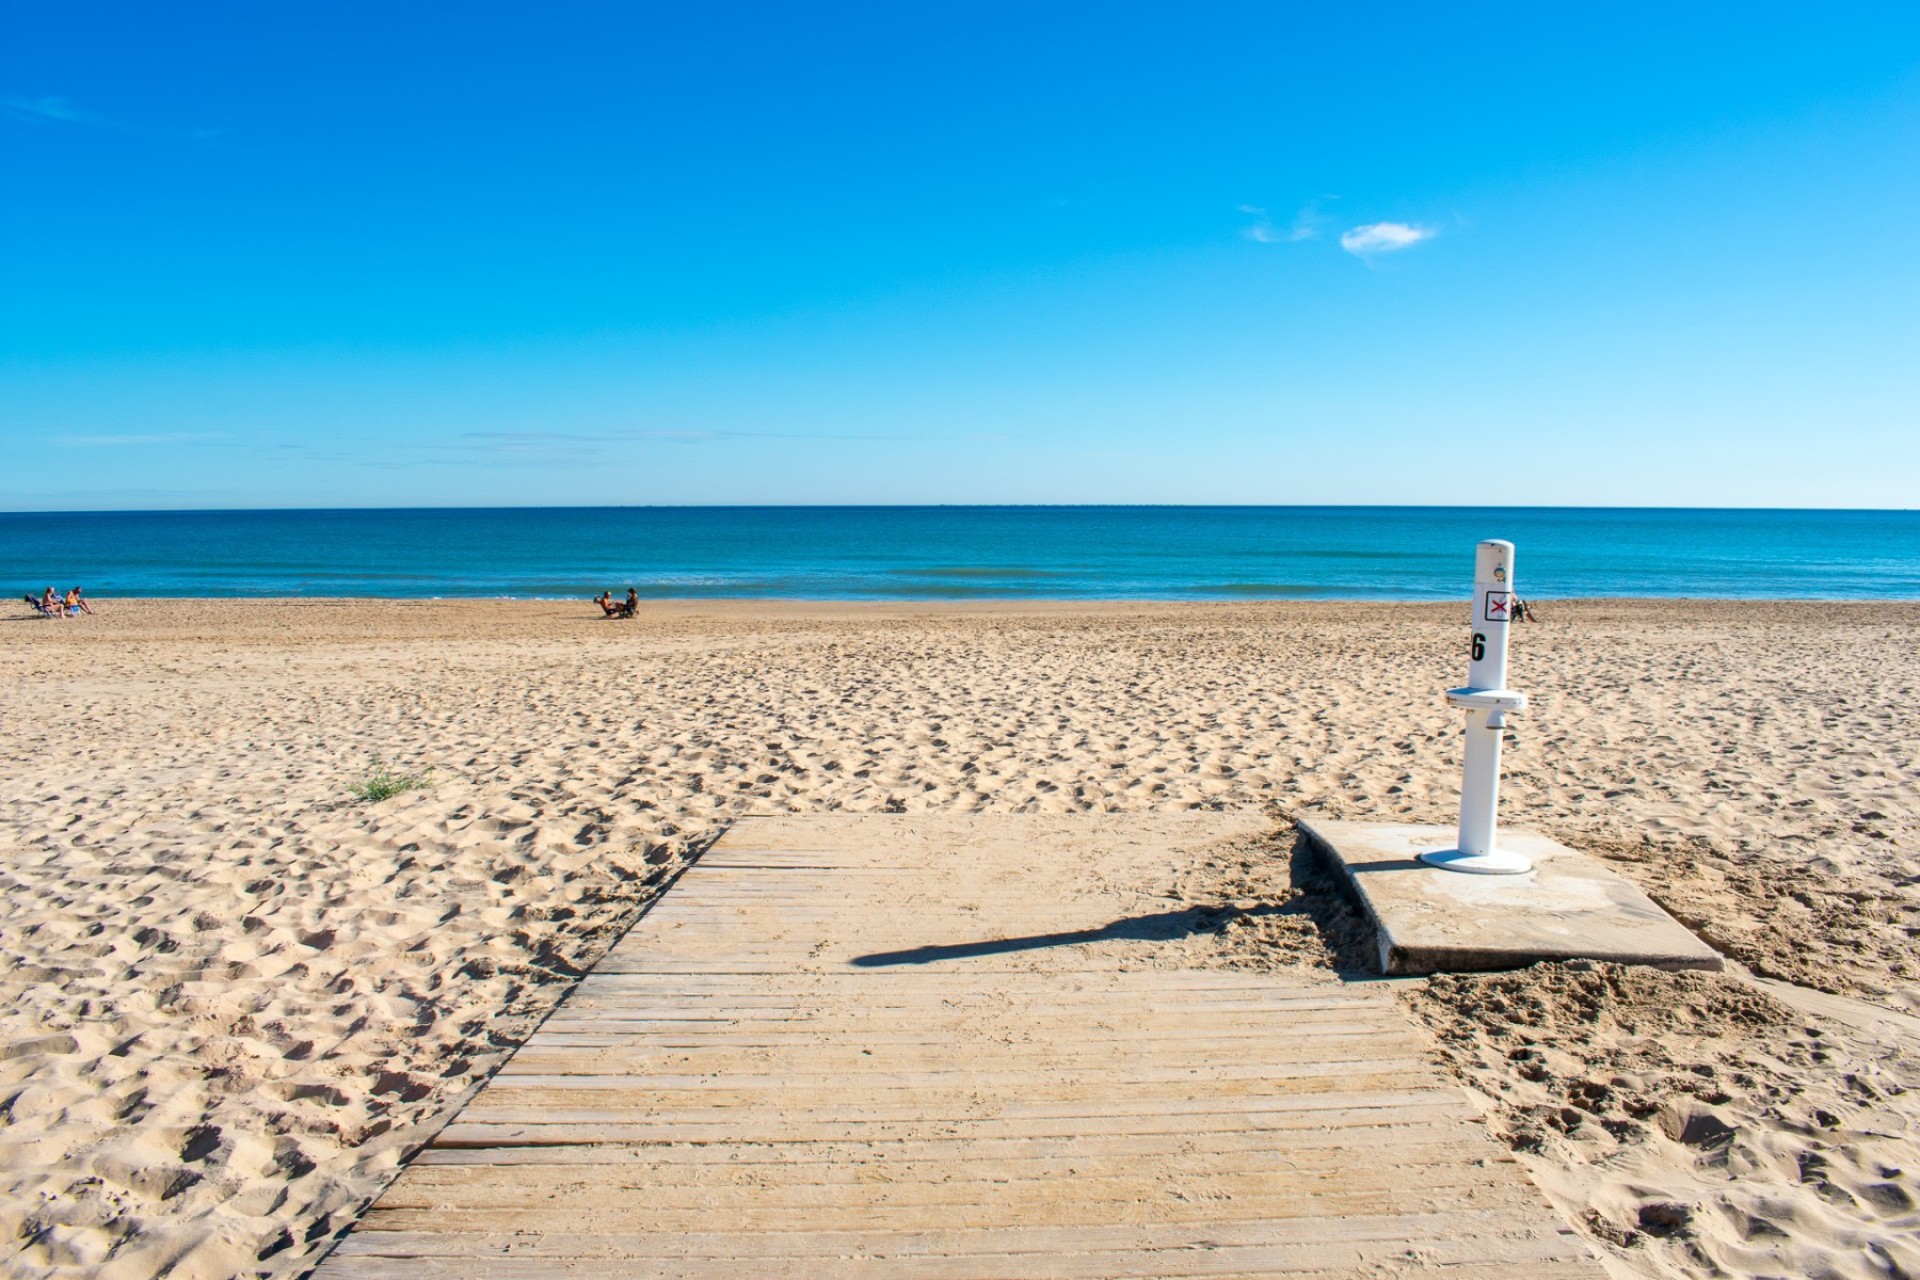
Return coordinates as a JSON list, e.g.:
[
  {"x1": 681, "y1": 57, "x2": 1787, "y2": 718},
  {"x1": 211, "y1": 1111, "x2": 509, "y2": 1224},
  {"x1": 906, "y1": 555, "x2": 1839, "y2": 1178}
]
[{"x1": 3, "y1": 598, "x2": 1916, "y2": 1279}]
